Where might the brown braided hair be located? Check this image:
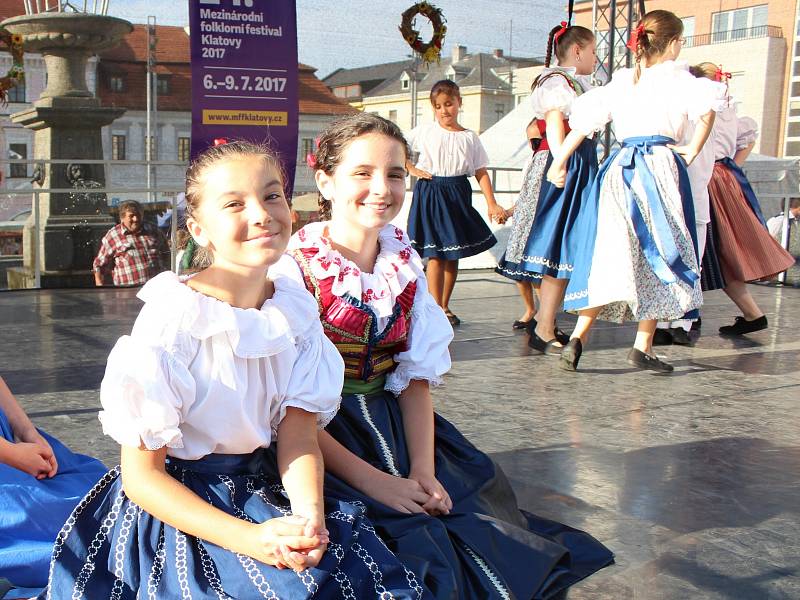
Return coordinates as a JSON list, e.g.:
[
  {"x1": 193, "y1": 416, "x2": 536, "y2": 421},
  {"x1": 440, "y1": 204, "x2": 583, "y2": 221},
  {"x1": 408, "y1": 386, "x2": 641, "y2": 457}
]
[
  {"x1": 631, "y1": 10, "x2": 683, "y2": 83},
  {"x1": 311, "y1": 113, "x2": 410, "y2": 221}
]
